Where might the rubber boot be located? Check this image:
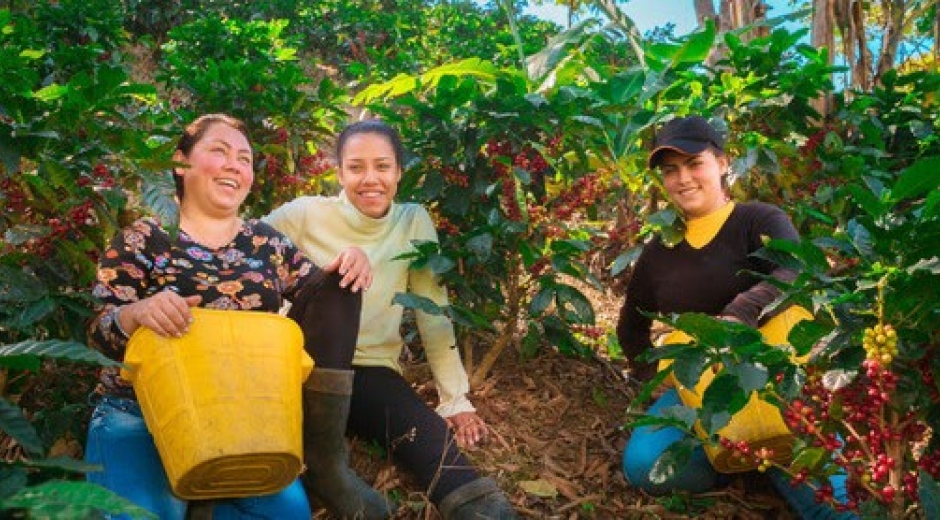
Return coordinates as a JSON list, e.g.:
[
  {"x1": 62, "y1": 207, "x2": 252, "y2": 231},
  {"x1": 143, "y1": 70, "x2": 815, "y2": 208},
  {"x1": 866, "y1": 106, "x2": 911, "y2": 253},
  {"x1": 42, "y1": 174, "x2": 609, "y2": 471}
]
[
  {"x1": 768, "y1": 468, "x2": 859, "y2": 519},
  {"x1": 302, "y1": 368, "x2": 392, "y2": 519},
  {"x1": 438, "y1": 477, "x2": 519, "y2": 520}
]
